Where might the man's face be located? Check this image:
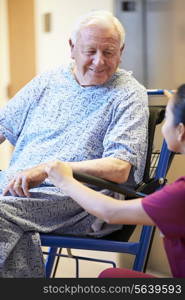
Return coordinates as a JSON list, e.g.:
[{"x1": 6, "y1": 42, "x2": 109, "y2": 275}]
[{"x1": 70, "y1": 25, "x2": 123, "y2": 86}]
